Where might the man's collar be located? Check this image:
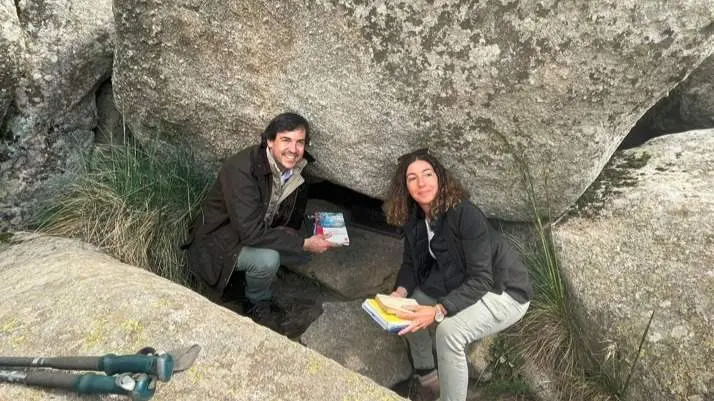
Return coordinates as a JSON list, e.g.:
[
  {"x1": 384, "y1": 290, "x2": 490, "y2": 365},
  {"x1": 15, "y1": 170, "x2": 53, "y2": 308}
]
[{"x1": 265, "y1": 146, "x2": 284, "y2": 175}]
